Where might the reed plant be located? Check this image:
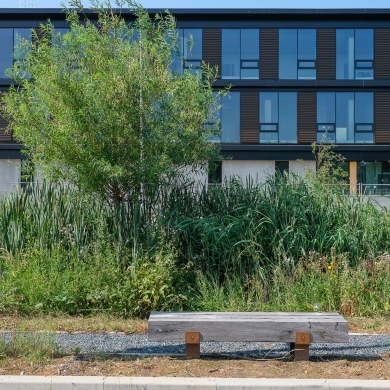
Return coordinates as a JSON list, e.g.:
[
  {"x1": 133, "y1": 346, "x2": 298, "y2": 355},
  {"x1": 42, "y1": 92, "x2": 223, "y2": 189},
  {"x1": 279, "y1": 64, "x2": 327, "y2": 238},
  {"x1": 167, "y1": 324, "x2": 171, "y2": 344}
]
[{"x1": 0, "y1": 176, "x2": 389, "y2": 317}]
